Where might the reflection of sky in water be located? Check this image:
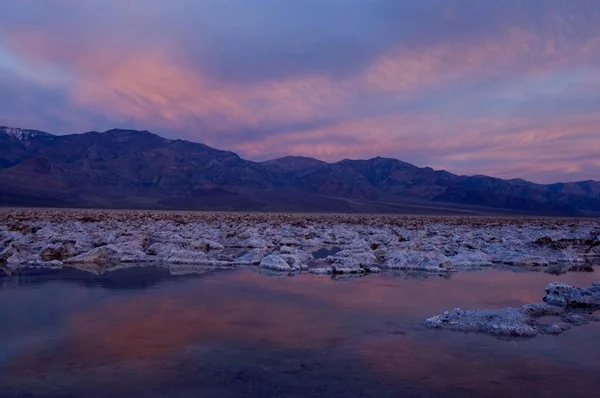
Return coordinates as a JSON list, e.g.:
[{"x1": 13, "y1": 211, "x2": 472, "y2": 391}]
[{"x1": 0, "y1": 267, "x2": 599, "y2": 397}]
